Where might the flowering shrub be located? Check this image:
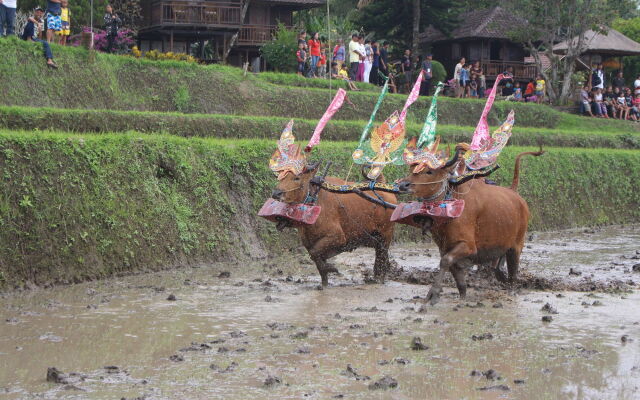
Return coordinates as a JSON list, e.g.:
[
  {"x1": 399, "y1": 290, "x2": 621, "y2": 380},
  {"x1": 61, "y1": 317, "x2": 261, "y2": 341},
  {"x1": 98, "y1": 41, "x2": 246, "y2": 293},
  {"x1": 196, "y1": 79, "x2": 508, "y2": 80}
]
[
  {"x1": 71, "y1": 27, "x2": 135, "y2": 54},
  {"x1": 138, "y1": 49, "x2": 197, "y2": 63}
]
